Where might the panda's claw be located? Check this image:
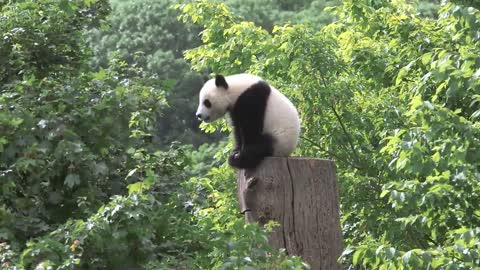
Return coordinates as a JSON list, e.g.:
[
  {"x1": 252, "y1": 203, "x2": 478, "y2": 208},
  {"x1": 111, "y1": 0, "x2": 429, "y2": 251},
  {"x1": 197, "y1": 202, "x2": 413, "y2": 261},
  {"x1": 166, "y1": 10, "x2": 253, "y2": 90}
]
[{"x1": 228, "y1": 152, "x2": 240, "y2": 167}]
